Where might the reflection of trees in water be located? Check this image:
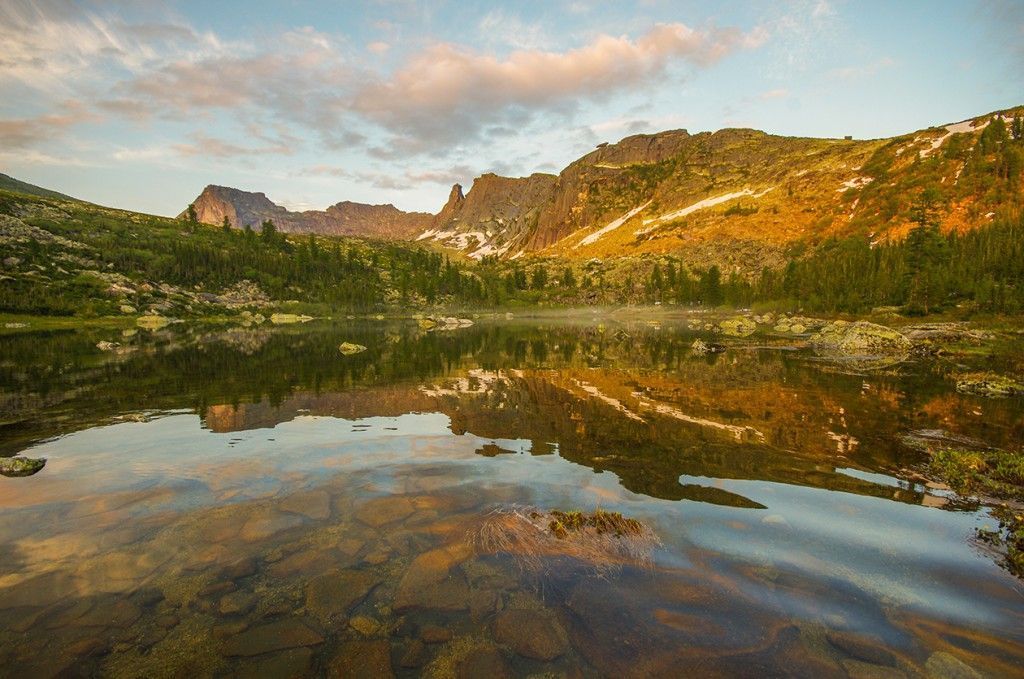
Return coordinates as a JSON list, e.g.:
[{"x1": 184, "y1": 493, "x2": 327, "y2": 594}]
[{"x1": 2, "y1": 321, "x2": 1019, "y2": 484}]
